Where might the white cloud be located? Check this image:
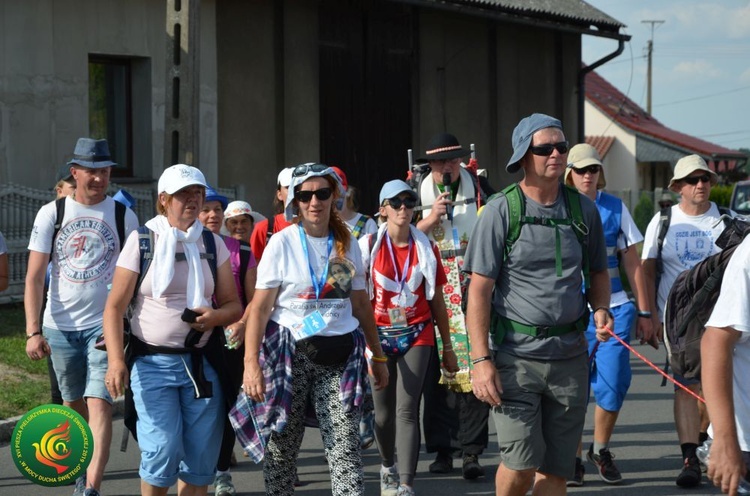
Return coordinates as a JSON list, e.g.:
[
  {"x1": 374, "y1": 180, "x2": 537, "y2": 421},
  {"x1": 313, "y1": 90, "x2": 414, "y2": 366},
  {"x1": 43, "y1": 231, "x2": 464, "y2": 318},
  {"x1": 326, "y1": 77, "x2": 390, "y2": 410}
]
[{"x1": 671, "y1": 60, "x2": 724, "y2": 79}]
